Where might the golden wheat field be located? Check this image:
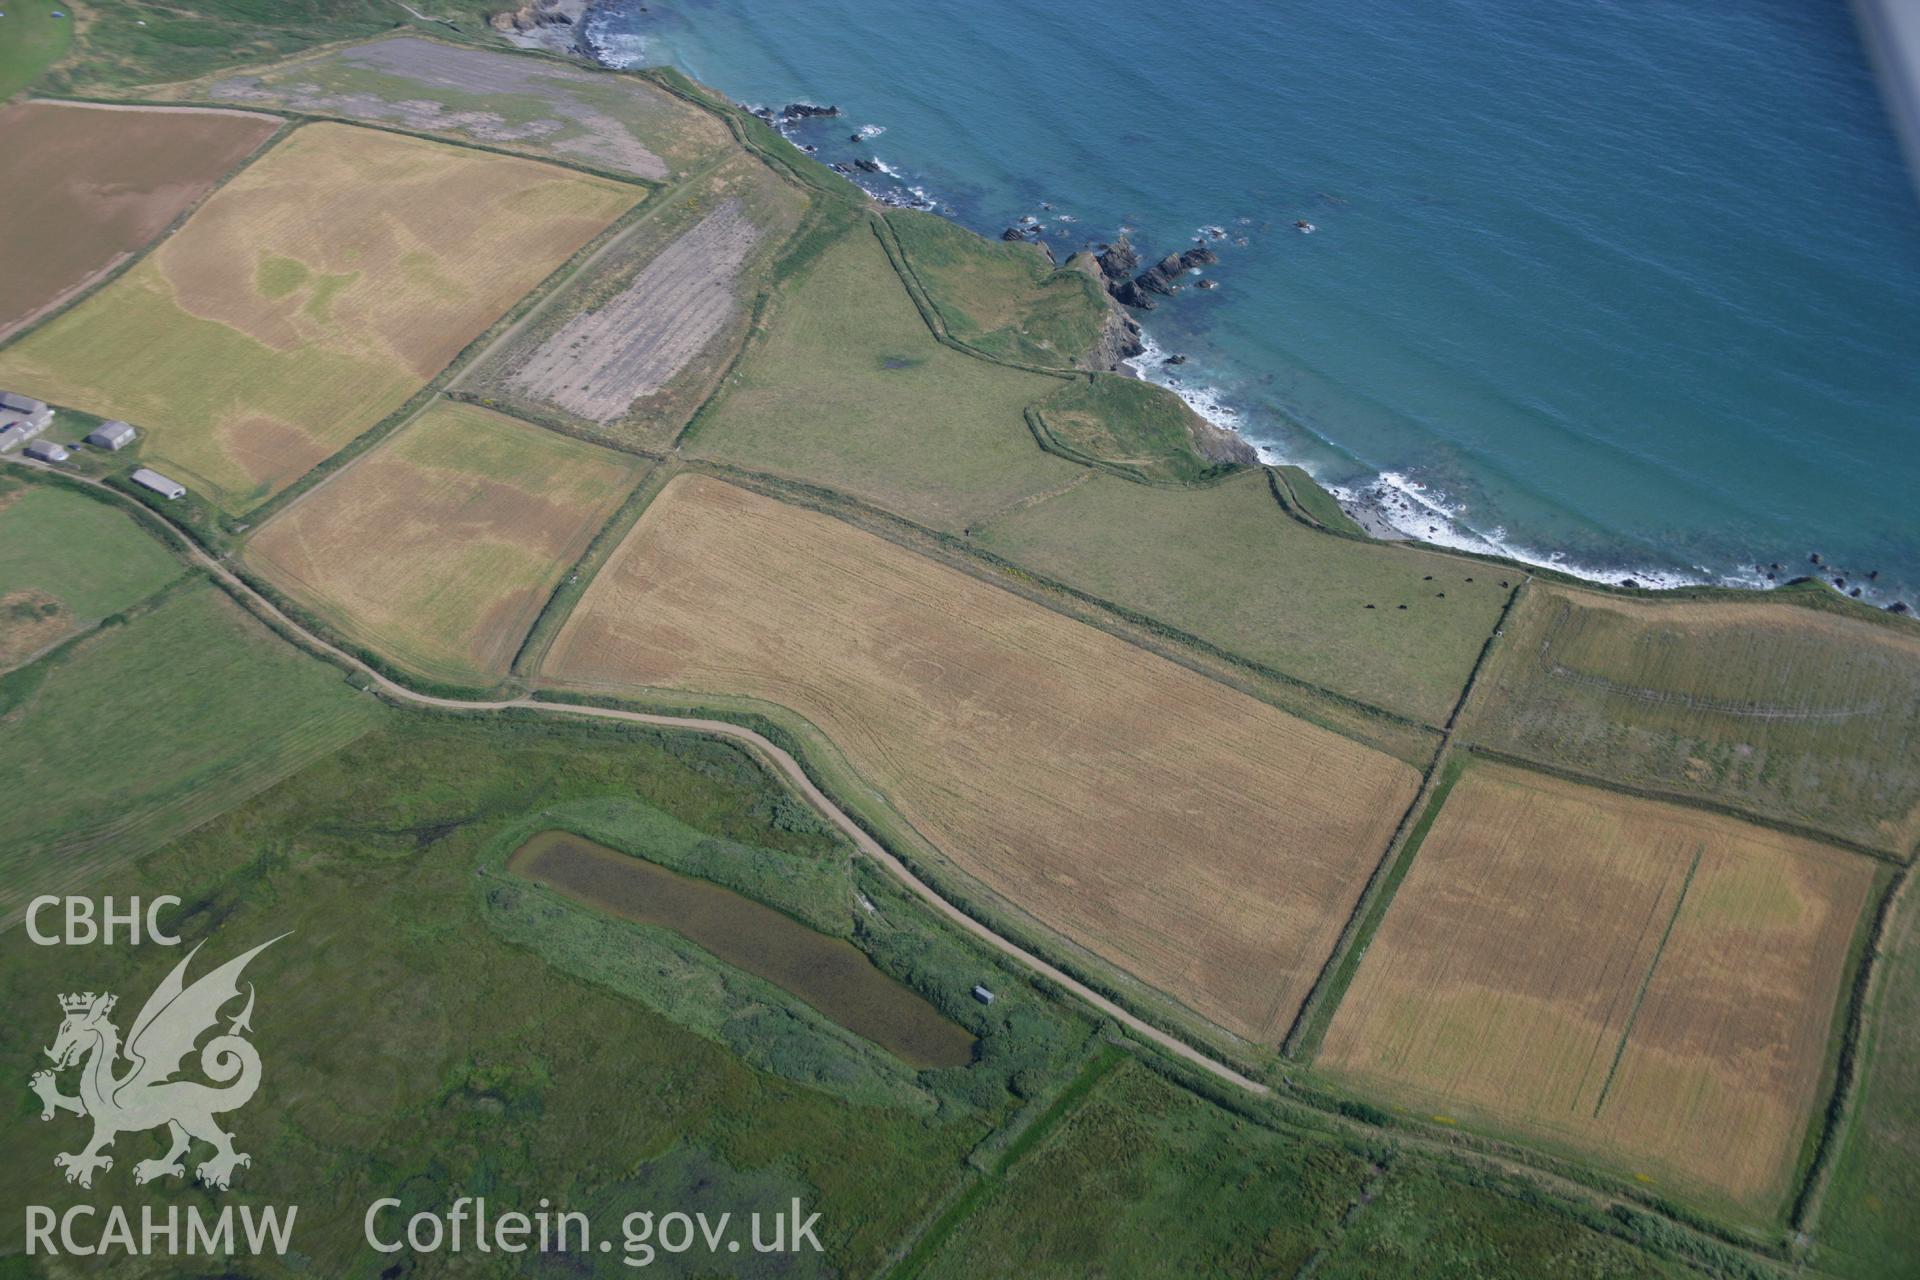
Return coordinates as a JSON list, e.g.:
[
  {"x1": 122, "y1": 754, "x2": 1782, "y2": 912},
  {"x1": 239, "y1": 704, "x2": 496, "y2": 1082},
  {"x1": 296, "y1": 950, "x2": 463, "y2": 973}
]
[
  {"x1": 1464, "y1": 584, "x2": 1920, "y2": 853},
  {"x1": 0, "y1": 123, "x2": 639, "y2": 514},
  {"x1": 245, "y1": 401, "x2": 643, "y2": 684},
  {"x1": 1318, "y1": 762, "x2": 1876, "y2": 1212},
  {"x1": 542, "y1": 474, "x2": 1421, "y2": 1042}
]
